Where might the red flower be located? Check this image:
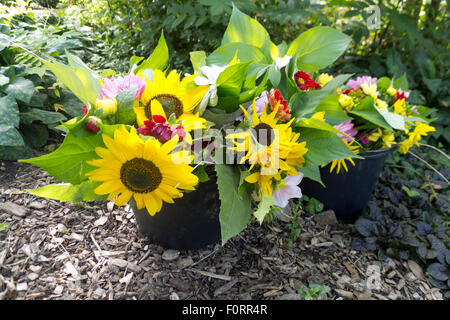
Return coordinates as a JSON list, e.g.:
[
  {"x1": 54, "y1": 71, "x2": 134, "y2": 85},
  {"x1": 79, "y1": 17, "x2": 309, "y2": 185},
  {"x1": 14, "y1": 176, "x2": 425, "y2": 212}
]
[
  {"x1": 84, "y1": 116, "x2": 100, "y2": 134},
  {"x1": 394, "y1": 91, "x2": 407, "y2": 104},
  {"x1": 83, "y1": 105, "x2": 88, "y2": 116},
  {"x1": 294, "y1": 71, "x2": 321, "y2": 91},
  {"x1": 137, "y1": 120, "x2": 186, "y2": 143},
  {"x1": 268, "y1": 89, "x2": 291, "y2": 121}
]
